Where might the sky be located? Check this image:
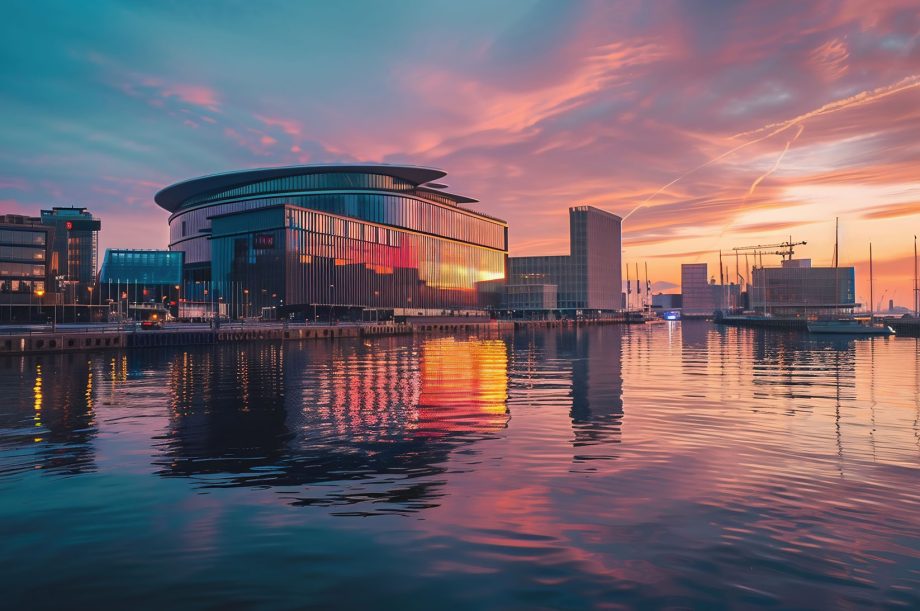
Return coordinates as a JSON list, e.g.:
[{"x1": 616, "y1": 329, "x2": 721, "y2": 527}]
[{"x1": 1, "y1": 0, "x2": 919, "y2": 306}]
